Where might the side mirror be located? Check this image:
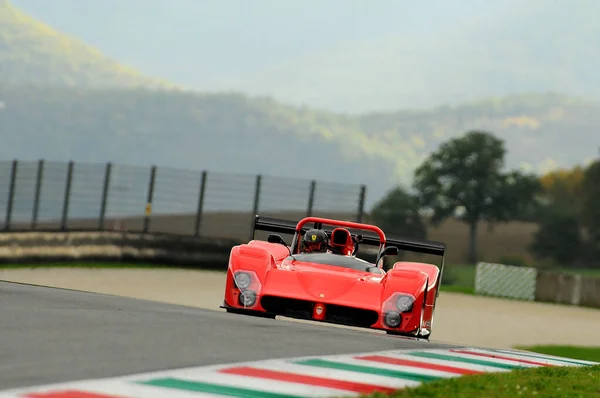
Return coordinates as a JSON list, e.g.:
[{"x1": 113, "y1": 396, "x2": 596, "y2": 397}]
[
  {"x1": 268, "y1": 234, "x2": 287, "y2": 245},
  {"x1": 267, "y1": 234, "x2": 292, "y2": 256},
  {"x1": 375, "y1": 245, "x2": 399, "y2": 268}
]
